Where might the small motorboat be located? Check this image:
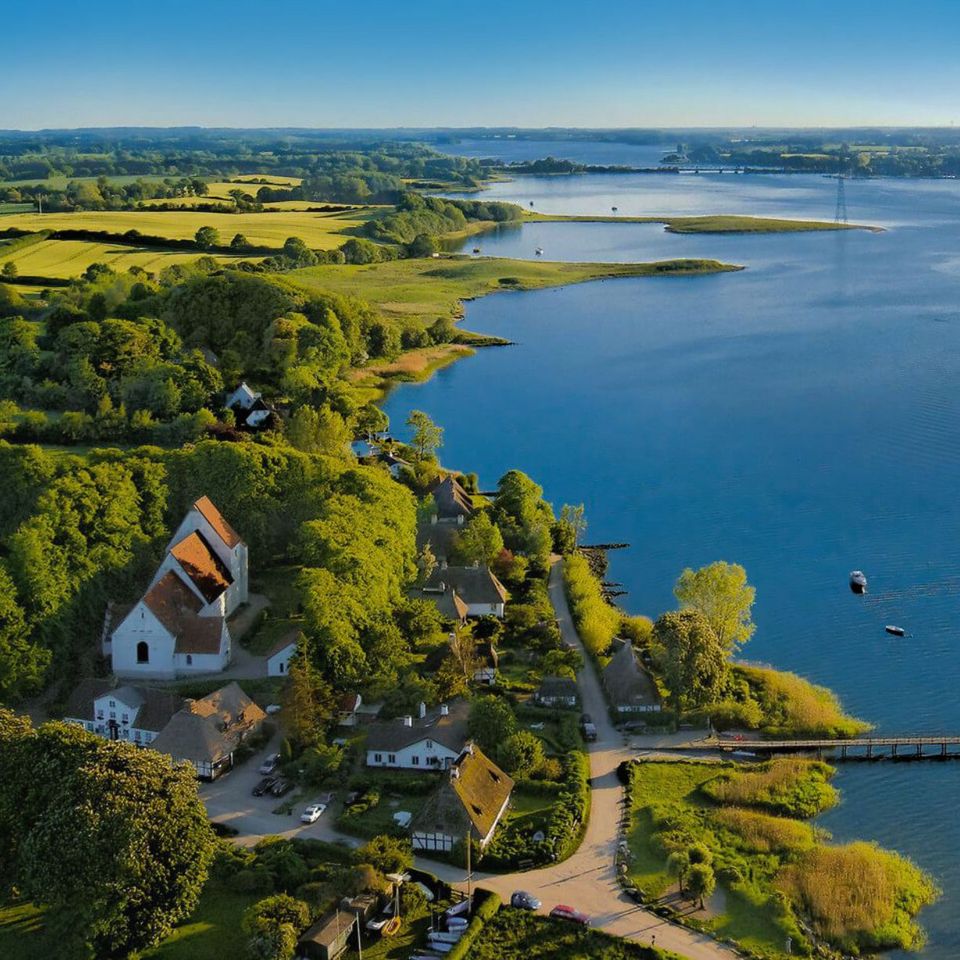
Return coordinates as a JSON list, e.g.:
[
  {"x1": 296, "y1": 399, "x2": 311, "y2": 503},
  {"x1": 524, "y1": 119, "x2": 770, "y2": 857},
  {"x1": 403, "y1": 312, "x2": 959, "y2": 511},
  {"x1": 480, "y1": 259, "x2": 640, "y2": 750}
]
[
  {"x1": 381, "y1": 916, "x2": 402, "y2": 938},
  {"x1": 611, "y1": 205, "x2": 618, "y2": 212},
  {"x1": 885, "y1": 625, "x2": 906, "y2": 637},
  {"x1": 472, "y1": 246, "x2": 481, "y2": 254},
  {"x1": 849, "y1": 570, "x2": 868, "y2": 594},
  {"x1": 535, "y1": 246, "x2": 543, "y2": 255},
  {"x1": 529, "y1": 200, "x2": 534, "y2": 207}
]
